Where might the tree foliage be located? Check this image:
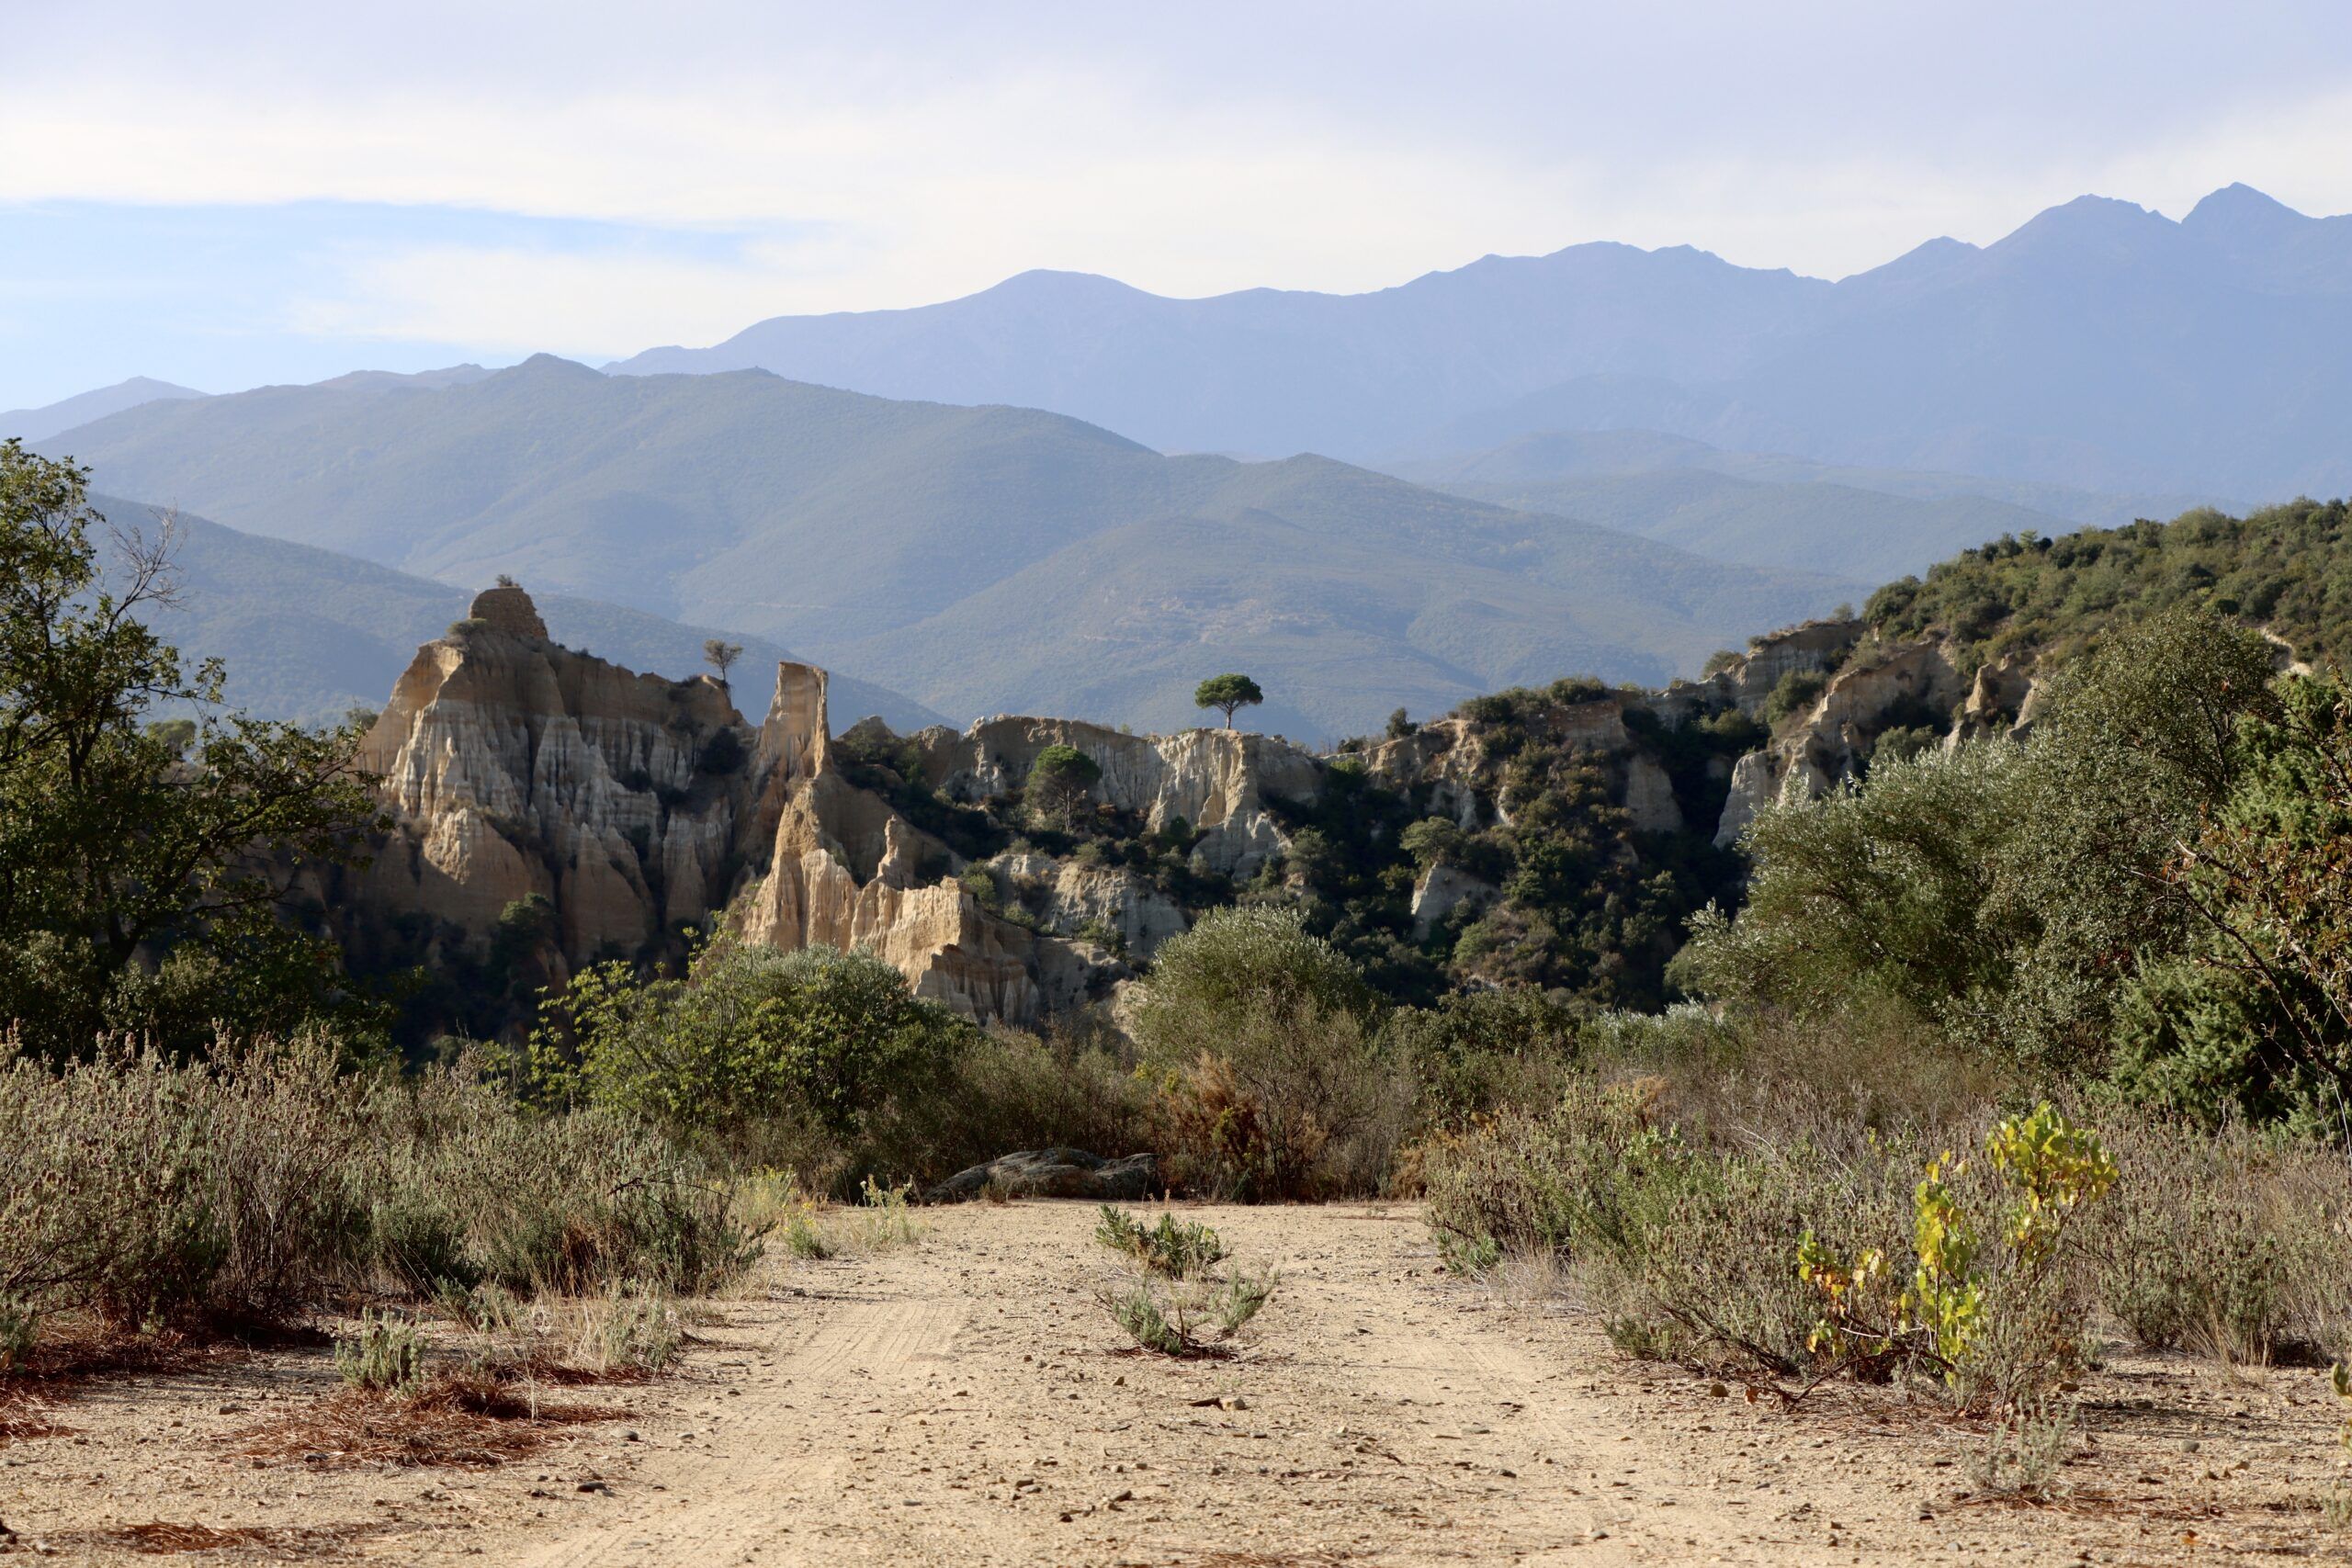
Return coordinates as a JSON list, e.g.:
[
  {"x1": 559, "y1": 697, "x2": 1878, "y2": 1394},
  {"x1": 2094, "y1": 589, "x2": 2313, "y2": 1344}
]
[
  {"x1": 1026, "y1": 742, "x2": 1102, "y2": 829},
  {"x1": 532, "y1": 939, "x2": 970, "y2": 1151},
  {"x1": 1193, "y1": 672, "x2": 1263, "y2": 728},
  {"x1": 1682, "y1": 604, "x2": 2350, "y2": 1119},
  {"x1": 0, "y1": 442, "x2": 381, "y2": 1055},
  {"x1": 1866, "y1": 498, "x2": 2352, "y2": 670}
]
